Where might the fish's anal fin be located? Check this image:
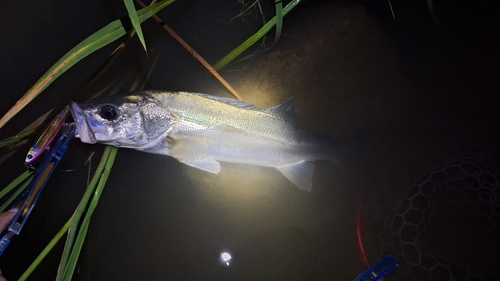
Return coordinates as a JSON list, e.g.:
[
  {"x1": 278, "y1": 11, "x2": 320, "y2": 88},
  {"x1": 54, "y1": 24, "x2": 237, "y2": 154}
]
[
  {"x1": 265, "y1": 99, "x2": 298, "y2": 123},
  {"x1": 277, "y1": 161, "x2": 315, "y2": 192},
  {"x1": 167, "y1": 136, "x2": 221, "y2": 174},
  {"x1": 180, "y1": 157, "x2": 221, "y2": 174}
]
